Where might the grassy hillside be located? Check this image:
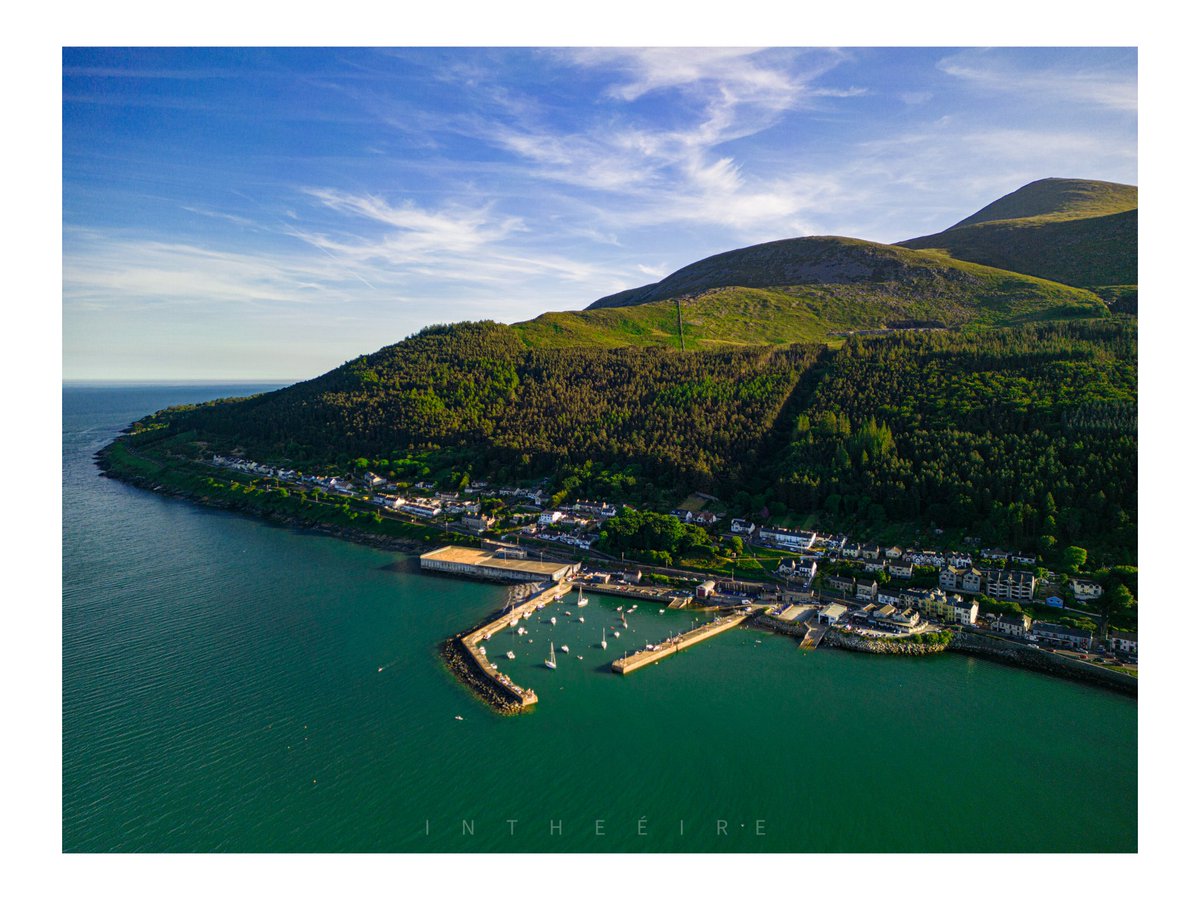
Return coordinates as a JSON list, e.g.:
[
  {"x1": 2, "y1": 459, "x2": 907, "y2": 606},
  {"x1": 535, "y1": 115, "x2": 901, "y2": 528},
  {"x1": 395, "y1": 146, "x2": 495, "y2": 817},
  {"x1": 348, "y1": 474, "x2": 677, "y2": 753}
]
[
  {"x1": 950, "y1": 177, "x2": 1137, "y2": 227},
  {"x1": 515, "y1": 237, "x2": 1108, "y2": 349},
  {"x1": 900, "y1": 178, "x2": 1138, "y2": 289}
]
